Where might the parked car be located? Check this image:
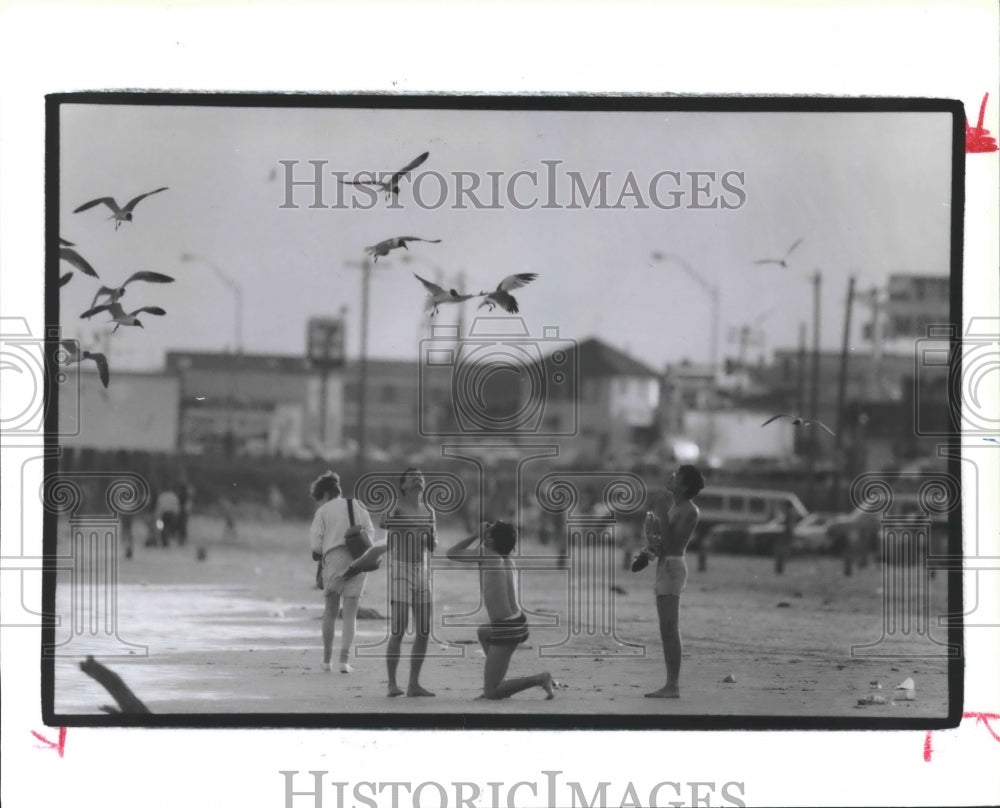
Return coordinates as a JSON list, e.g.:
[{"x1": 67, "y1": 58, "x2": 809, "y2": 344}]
[
  {"x1": 693, "y1": 486, "x2": 809, "y2": 552},
  {"x1": 826, "y1": 493, "x2": 952, "y2": 565}
]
